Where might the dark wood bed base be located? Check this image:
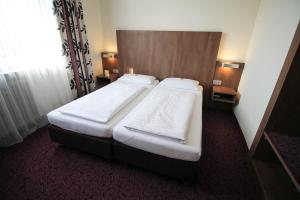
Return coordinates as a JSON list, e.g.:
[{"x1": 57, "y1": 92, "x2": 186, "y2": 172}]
[
  {"x1": 48, "y1": 124, "x2": 112, "y2": 160},
  {"x1": 47, "y1": 125, "x2": 199, "y2": 181},
  {"x1": 112, "y1": 141, "x2": 199, "y2": 182}
]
